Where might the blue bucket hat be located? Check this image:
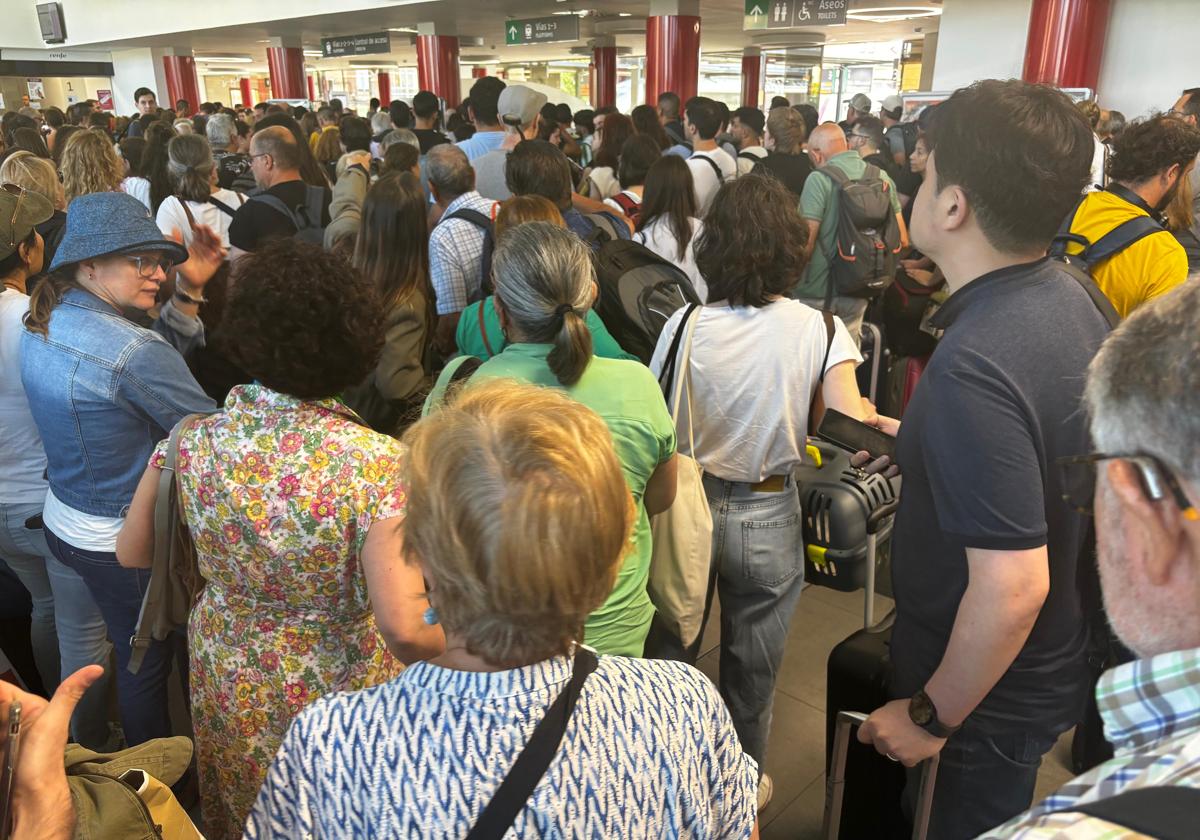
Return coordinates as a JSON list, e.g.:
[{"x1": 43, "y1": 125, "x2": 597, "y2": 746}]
[{"x1": 49, "y1": 191, "x2": 189, "y2": 273}]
